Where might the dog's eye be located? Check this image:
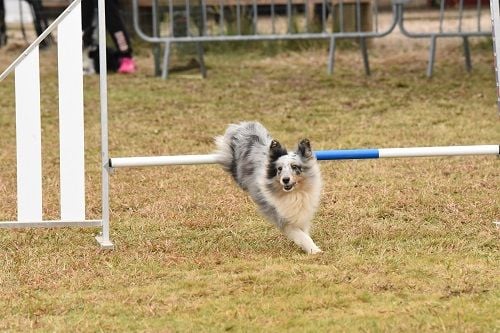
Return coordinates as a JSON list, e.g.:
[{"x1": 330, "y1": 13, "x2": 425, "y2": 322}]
[{"x1": 277, "y1": 166, "x2": 282, "y2": 172}]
